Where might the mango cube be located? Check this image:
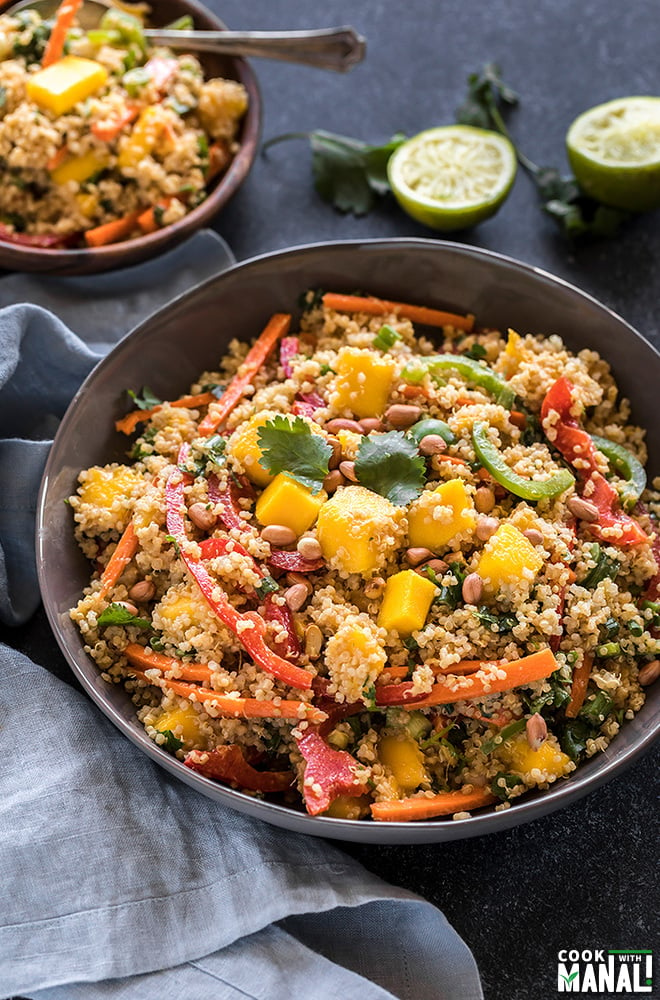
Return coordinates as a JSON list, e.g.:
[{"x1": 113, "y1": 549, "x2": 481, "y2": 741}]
[
  {"x1": 118, "y1": 105, "x2": 165, "y2": 169},
  {"x1": 323, "y1": 794, "x2": 371, "y2": 819},
  {"x1": 51, "y1": 149, "x2": 108, "y2": 186},
  {"x1": 378, "y1": 569, "x2": 436, "y2": 635},
  {"x1": 155, "y1": 594, "x2": 200, "y2": 627},
  {"x1": 155, "y1": 704, "x2": 203, "y2": 746},
  {"x1": 500, "y1": 733, "x2": 570, "y2": 780},
  {"x1": 316, "y1": 485, "x2": 404, "y2": 575},
  {"x1": 227, "y1": 413, "x2": 276, "y2": 487},
  {"x1": 27, "y1": 57, "x2": 108, "y2": 116},
  {"x1": 78, "y1": 465, "x2": 142, "y2": 510},
  {"x1": 407, "y1": 479, "x2": 475, "y2": 551},
  {"x1": 476, "y1": 522, "x2": 543, "y2": 594},
  {"x1": 379, "y1": 733, "x2": 426, "y2": 791},
  {"x1": 331, "y1": 347, "x2": 395, "y2": 418},
  {"x1": 256, "y1": 473, "x2": 326, "y2": 536}
]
